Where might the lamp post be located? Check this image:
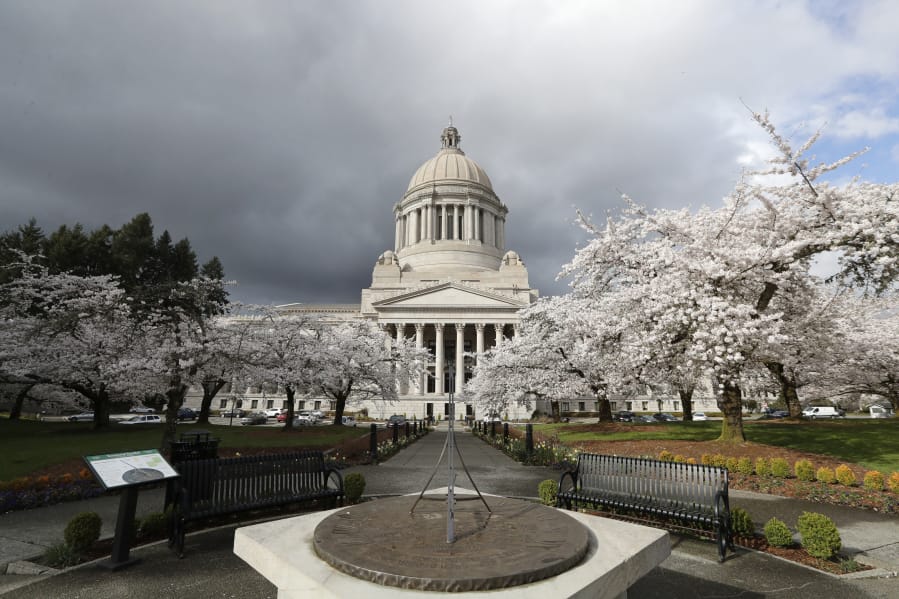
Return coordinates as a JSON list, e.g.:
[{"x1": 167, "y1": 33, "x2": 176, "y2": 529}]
[{"x1": 447, "y1": 363, "x2": 455, "y2": 544}]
